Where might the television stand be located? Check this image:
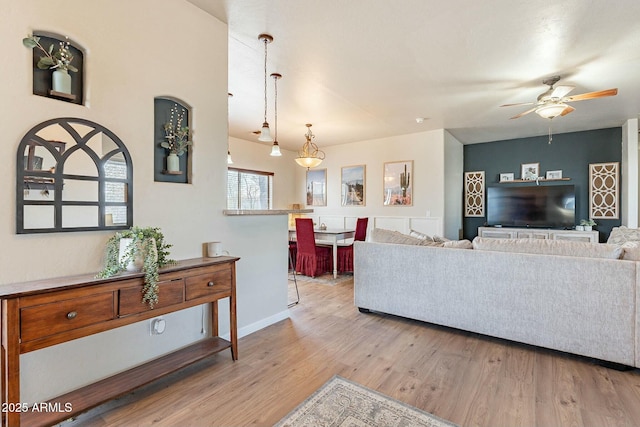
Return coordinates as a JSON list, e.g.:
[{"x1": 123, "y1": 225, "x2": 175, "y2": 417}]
[{"x1": 478, "y1": 227, "x2": 599, "y2": 242}]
